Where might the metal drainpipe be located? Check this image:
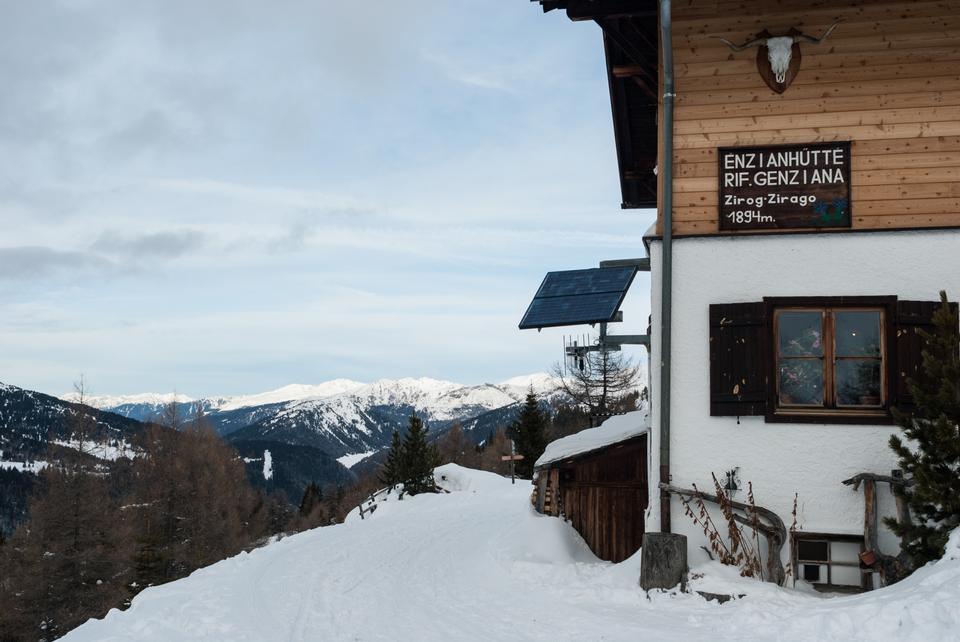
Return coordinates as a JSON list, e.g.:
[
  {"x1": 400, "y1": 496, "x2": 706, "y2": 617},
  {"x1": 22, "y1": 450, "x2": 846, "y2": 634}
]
[{"x1": 658, "y1": 0, "x2": 675, "y2": 533}]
